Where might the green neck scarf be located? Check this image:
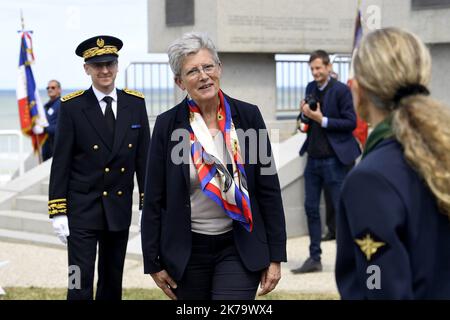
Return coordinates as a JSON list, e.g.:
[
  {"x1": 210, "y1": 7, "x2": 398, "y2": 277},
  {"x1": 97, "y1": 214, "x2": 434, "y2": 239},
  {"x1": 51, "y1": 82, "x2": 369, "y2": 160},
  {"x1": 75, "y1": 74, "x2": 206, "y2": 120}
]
[{"x1": 362, "y1": 116, "x2": 394, "y2": 158}]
